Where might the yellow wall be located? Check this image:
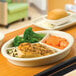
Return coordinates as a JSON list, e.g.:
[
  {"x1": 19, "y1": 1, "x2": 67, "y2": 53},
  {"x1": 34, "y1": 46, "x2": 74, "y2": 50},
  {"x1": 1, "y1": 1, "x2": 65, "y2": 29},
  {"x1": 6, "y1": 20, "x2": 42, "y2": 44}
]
[{"x1": 48, "y1": 0, "x2": 74, "y2": 12}]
